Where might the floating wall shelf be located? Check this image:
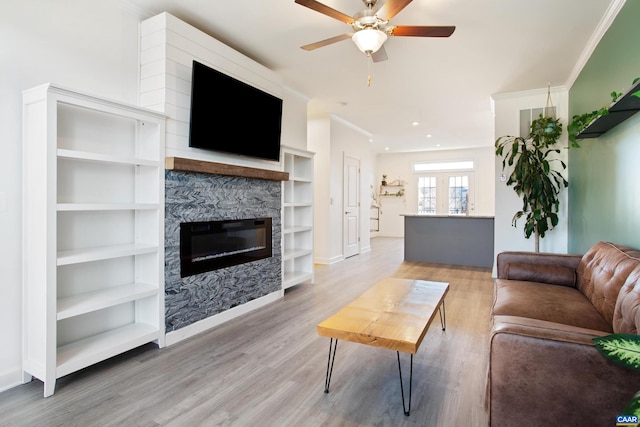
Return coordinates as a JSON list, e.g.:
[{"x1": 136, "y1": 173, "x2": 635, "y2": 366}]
[
  {"x1": 577, "y1": 80, "x2": 640, "y2": 139},
  {"x1": 166, "y1": 157, "x2": 289, "y2": 181}
]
